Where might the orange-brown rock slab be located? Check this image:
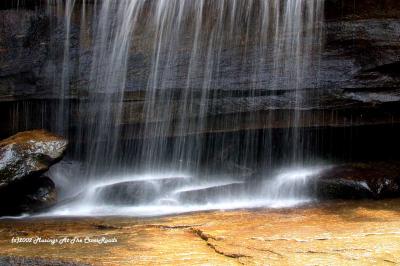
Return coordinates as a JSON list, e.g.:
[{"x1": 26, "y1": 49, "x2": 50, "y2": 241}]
[{"x1": 1, "y1": 199, "x2": 400, "y2": 265}]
